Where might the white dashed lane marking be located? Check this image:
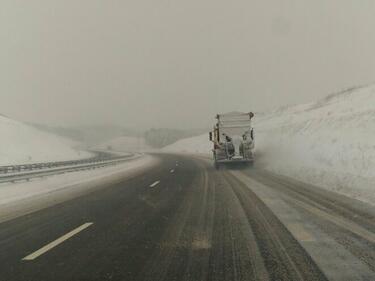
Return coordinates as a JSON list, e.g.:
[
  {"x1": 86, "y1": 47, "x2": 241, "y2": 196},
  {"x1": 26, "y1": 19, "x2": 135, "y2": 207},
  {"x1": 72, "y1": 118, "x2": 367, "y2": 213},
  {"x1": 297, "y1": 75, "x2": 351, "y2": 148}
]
[
  {"x1": 22, "y1": 222, "x2": 93, "y2": 261},
  {"x1": 150, "y1": 181, "x2": 160, "y2": 188}
]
